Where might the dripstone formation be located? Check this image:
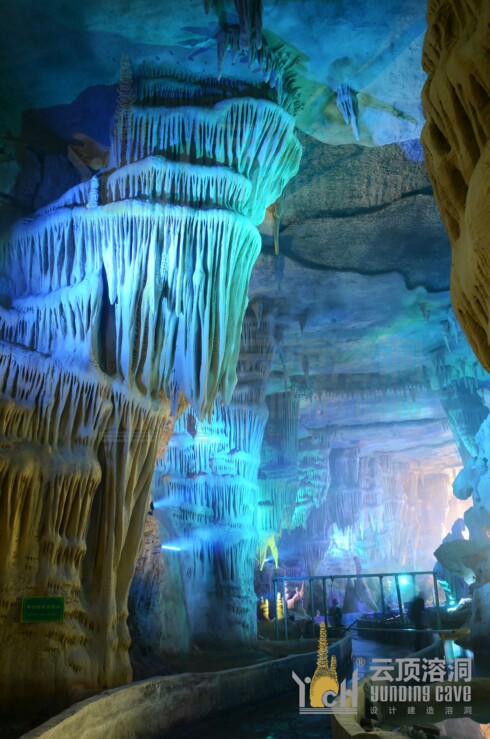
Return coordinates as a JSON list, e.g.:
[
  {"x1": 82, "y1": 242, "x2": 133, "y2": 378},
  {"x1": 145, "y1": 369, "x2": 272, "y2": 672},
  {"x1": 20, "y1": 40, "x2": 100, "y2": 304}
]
[
  {"x1": 422, "y1": 0, "x2": 490, "y2": 369},
  {"x1": 0, "y1": 58, "x2": 300, "y2": 708},
  {"x1": 152, "y1": 307, "x2": 276, "y2": 651}
]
